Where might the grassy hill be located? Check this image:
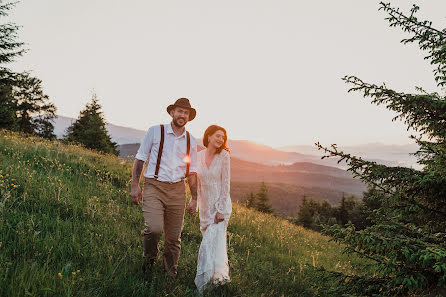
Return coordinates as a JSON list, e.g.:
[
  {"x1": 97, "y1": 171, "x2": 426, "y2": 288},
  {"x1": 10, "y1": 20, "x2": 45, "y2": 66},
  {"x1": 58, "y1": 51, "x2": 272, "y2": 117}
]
[{"x1": 0, "y1": 131, "x2": 371, "y2": 297}]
